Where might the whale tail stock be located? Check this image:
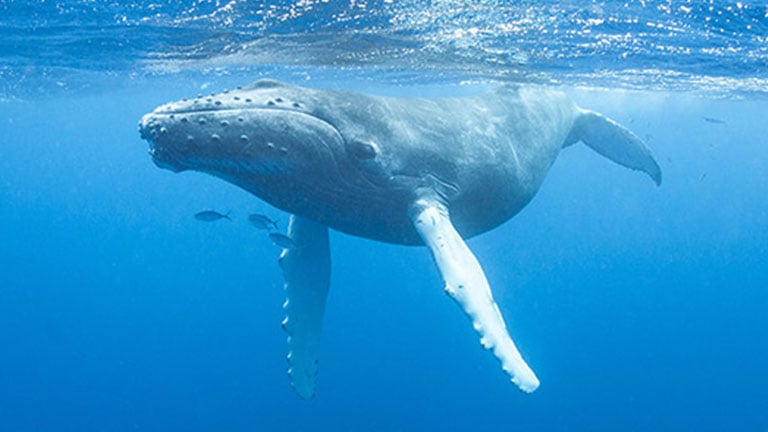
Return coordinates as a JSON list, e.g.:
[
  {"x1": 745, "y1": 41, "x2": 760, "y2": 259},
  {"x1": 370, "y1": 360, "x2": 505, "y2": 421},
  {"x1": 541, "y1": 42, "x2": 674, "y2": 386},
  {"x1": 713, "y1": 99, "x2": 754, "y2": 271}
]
[{"x1": 568, "y1": 109, "x2": 662, "y2": 186}]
